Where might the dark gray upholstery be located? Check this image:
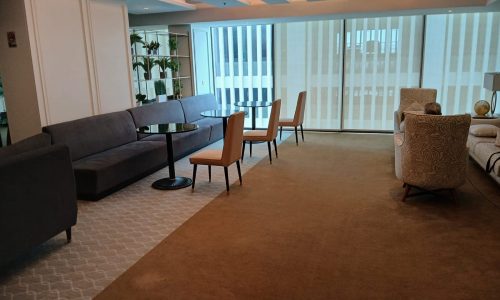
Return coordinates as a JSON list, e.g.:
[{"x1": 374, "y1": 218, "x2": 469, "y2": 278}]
[
  {"x1": 72, "y1": 141, "x2": 167, "y2": 198},
  {"x1": 179, "y1": 94, "x2": 218, "y2": 123},
  {"x1": 43, "y1": 111, "x2": 137, "y2": 161},
  {"x1": 0, "y1": 137, "x2": 77, "y2": 266},
  {"x1": 172, "y1": 126, "x2": 211, "y2": 160},
  {"x1": 193, "y1": 118, "x2": 223, "y2": 141},
  {"x1": 0, "y1": 133, "x2": 51, "y2": 159}
]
